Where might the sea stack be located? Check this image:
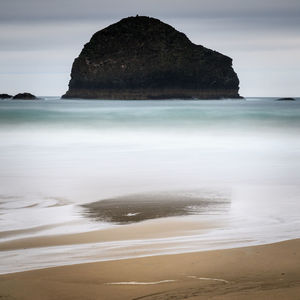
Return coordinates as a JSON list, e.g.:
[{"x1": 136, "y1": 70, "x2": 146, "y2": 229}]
[
  {"x1": 62, "y1": 16, "x2": 241, "y2": 100},
  {"x1": 277, "y1": 97, "x2": 295, "y2": 101},
  {"x1": 0, "y1": 94, "x2": 13, "y2": 99},
  {"x1": 12, "y1": 93, "x2": 37, "y2": 100}
]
